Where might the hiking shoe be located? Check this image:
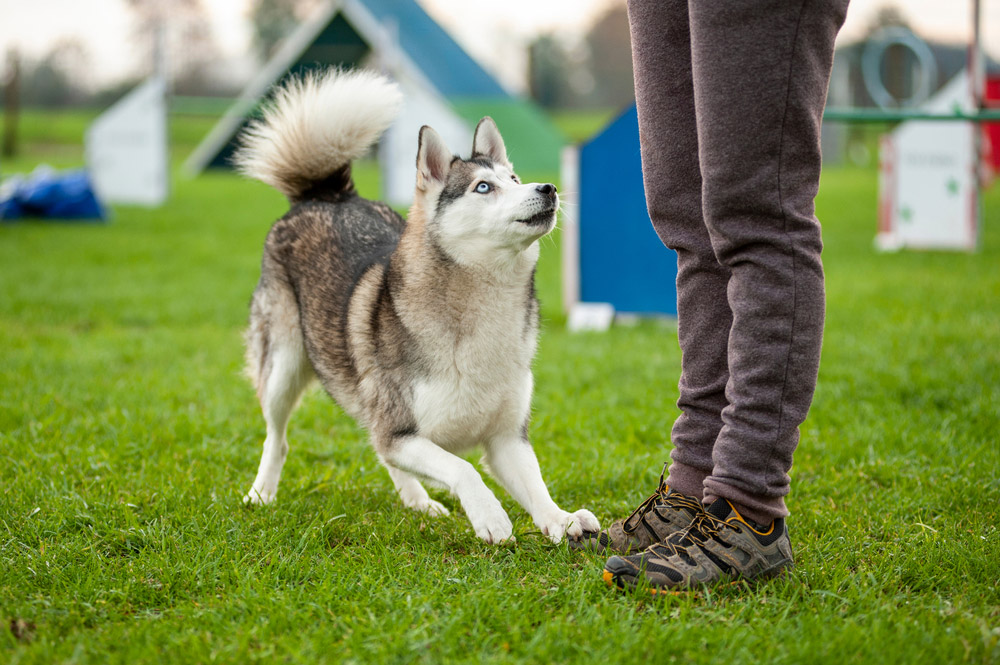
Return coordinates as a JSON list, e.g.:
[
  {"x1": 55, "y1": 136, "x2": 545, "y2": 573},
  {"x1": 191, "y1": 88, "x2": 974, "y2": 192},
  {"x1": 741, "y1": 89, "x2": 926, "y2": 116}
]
[
  {"x1": 602, "y1": 498, "x2": 794, "y2": 593},
  {"x1": 569, "y1": 465, "x2": 702, "y2": 555}
]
